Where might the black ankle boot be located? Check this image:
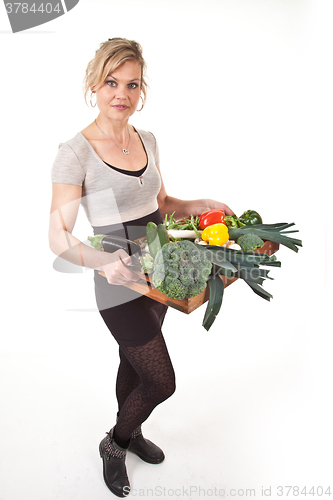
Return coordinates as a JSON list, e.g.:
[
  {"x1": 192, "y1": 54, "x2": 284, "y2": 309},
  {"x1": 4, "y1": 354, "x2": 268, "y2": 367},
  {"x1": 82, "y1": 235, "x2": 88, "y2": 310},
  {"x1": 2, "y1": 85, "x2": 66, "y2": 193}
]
[
  {"x1": 128, "y1": 425, "x2": 165, "y2": 464},
  {"x1": 99, "y1": 427, "x2": 130, "y2": 497}
]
